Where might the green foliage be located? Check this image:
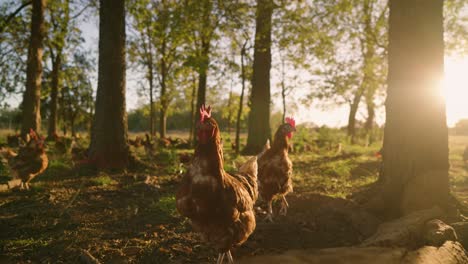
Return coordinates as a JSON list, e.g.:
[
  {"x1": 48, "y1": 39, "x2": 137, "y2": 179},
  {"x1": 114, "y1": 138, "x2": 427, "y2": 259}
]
[
  {"x1": 316, "y1": 126, "x2": 345, "y2": 147},
  {"x1": 91, "y1": 174, "x2": 117, "y2": 186},
  {"x1": 0, "y1": 107, "x2": 21, "y2": 129},
  {"x1": 40, "y1": 158, "x2": 72, "y2": 181},
  {"x1": 0, "y1": 0, "x2": 30, "y2": 101},
  {"x1": 155, "y1": 194, "x2": 177, "y2": 216},
  {"x1": 303, "y1": 0, "x2": 388, "y2": 129},
  {"x1": 155, "y1": 148, "x2": 180, "y2": 174},
  {"x1": 444, "y1": 0, "x2": 468, "y2": 55},
  {"x1": 0, "y1": 160, "x2": 11, "y2": 184}
]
